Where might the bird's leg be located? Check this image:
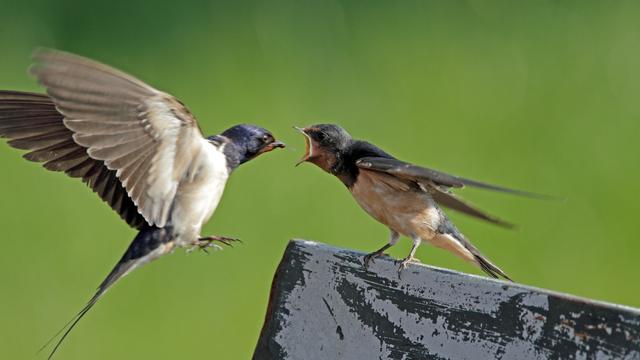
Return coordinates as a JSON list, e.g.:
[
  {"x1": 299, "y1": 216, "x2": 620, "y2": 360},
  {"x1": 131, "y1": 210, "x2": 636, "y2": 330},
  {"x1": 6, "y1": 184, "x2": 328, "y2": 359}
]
[
  {"x1": 363, "y1": 230, "x2": 400, "y2": 269},
  {"x1": 199, "y1": 235, "x2": 242, "y2": 247},
  {"x1": 397, "y1": 235, "x2": 422, "y2": 279},
  {"x1": 191, "y1": 235, "x2": 242, "y2": 253}
]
